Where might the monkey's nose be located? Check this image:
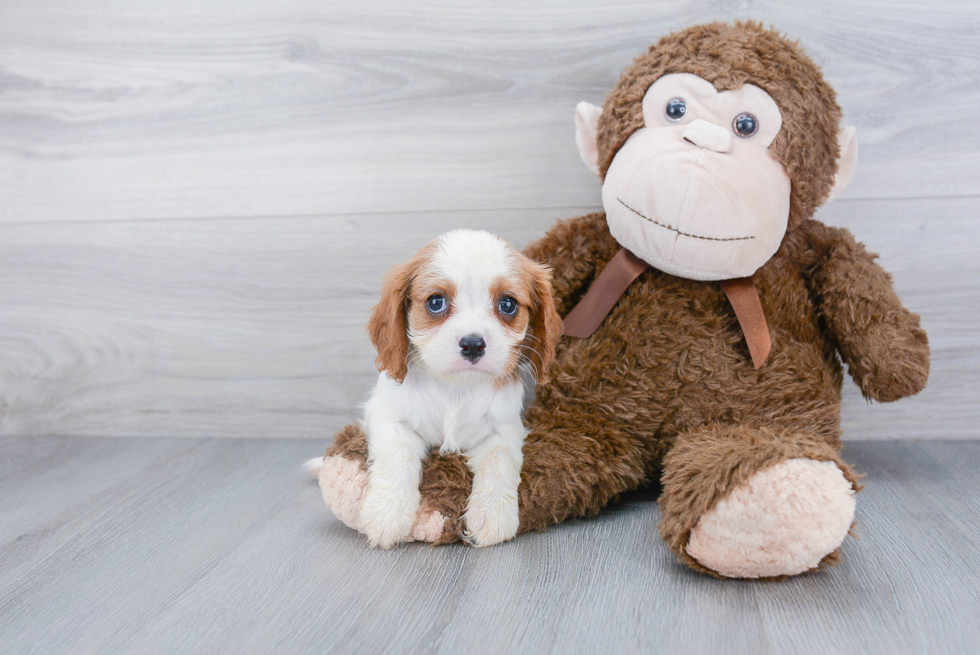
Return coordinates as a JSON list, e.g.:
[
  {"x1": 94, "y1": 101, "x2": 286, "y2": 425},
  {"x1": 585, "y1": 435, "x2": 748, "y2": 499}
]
[
  {"x1": 459, "y1": 334, "x2": 486, "y2": 363},
  {"x1": 682, "y1": 119, "x2": 732, "y2": 153}
]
